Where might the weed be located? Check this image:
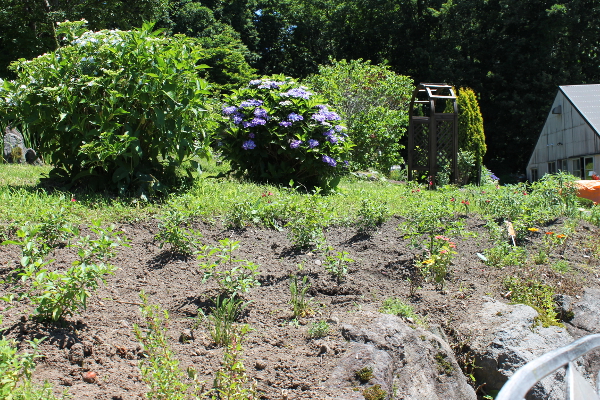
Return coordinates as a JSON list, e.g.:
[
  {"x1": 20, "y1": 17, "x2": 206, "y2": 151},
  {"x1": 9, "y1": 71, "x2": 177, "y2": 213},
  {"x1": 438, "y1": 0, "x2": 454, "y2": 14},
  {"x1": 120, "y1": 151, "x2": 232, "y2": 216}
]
[
  {"x1": 362, "y1": 384, "x2": 387, "y2": 400},
  {"x1": 308, "y1": 320, "x2": 330, "y2": 338},
  {"x1": 289, "y1": 274, "x2": 313, "y2": 318},
  {"x1": 504, "y1": 276, "x2": 561, "y2": 327},
  {"x1": 198, "y1": 238, "x2": 260, "y2": 297},
  {"x1": 286, "y1": 195, "x2": 327, "y2": 250},
  {"x1": 380, "y1": 298, "x2": 423, "y2": 325},
  {"x1": 323, "y1": 247, "x2": 354, "y2": 284},
  {"x1": 551, "y1": 260, "x2": 571, "y2": 273},
  {"x1": 357, "y1": 198, "x2": 389, "y2": 232},
  {"x1": 355, "y1": 366, "x2": 374, "y2": 383},
  {"x1": 134, "y1": 292, "x2": 199, "y2": 400},
  {"x1": 483, "y1": 242, "x2": 527, "y2": 269},
  {"x1": 155, "y1": 209, "x2": 203, "y2": 255},
  {"x1": 209, "y1": 296, "x2": 249, "y2": 347},
  {"x1": 434, "y1": 352, "x2": 454, "y2": 375},
  {"x1": 533, "y1": 248, "x2": 548, "y2": 265},
  {"x1": 0, "y1": 335, "x2": 42, "y2": 398},
  {"x1": 212, "y1": 324, "x2": 258, "y2": 400},
  {"x1": 2, "y1": 222, "x2": 126, "y2": 321}
]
